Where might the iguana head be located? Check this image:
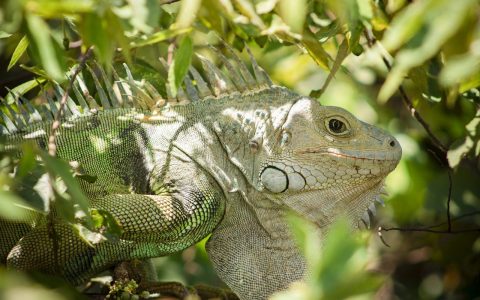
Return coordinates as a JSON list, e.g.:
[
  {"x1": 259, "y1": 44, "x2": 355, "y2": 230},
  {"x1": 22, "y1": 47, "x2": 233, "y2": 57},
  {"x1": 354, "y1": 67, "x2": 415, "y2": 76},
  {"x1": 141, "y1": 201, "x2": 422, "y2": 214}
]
[{"x1": 215, "y1": 88, "x2": 401, "y2": 229}]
